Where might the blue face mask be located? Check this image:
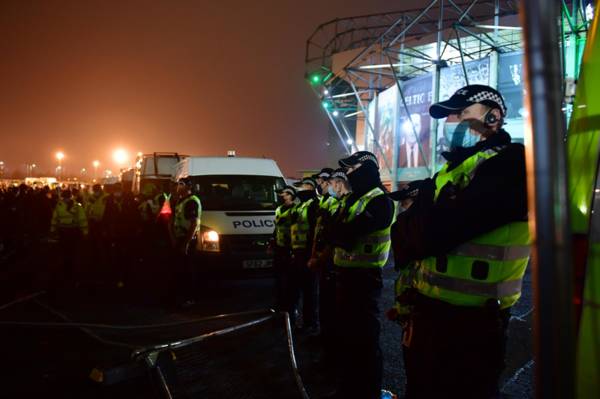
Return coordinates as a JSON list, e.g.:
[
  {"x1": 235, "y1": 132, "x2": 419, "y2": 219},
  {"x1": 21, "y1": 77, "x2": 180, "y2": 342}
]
[
  {"x1": 444, "y1": 121, "x2": 480, "y2": 149},
  {"x1": 327, "y1": 185, "x2": 337, "y2": 198}
]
